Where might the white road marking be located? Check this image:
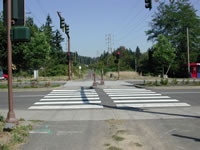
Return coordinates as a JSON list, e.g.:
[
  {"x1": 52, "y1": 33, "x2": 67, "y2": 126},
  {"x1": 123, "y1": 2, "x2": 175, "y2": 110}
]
[
  {"x1": 48, "y1": 94, "x2": 98, "y2": 96},
  {"x1": 161, "y1": 92, "x2": 200, "y2": 94},
  {"x1": 104, "y1": 89, "x2": 149, "y2": 91},
  {"x1": 34, "y1": 101, "x2": 101, "y2": 105},
  {"x1": 106, "y1": 92, "x2": 156, "y2": 94},
  {"x1": 109, "y1": 94, "x2": 161, "y2": 96},
  {"x1": 114, "y1": 99, "x2": 179, "y2": 103},
  {"x1": 51, "y1": 91, "x2": 97, "y2": 93},
  {"x1": 116, "y1": 103, "x2": 190, "y2": 108},
  {"x1": 28, "y1": 105, "x2": 103, "y2": 109},
  {"x1": 111, "y1": 96, "x2": 170, "y2": 99},
  {"x1": 45, "y1": 95, "x2": 99, "y2": 98},
  {"x1": 40, "y1": 98, "x2": 100, "y2": 101},
  {"x1": 53, "y1": 90, "x2": 96, "y2": 92}
]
